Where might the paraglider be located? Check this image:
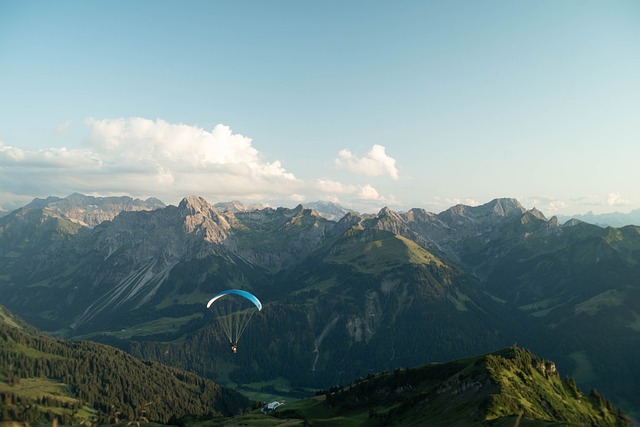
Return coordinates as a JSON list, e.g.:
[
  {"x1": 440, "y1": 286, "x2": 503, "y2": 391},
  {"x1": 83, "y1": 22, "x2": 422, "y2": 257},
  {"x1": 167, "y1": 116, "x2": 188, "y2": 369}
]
[{"x1": 206, "y1": 289, "x2": 262, "y2": 353}]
